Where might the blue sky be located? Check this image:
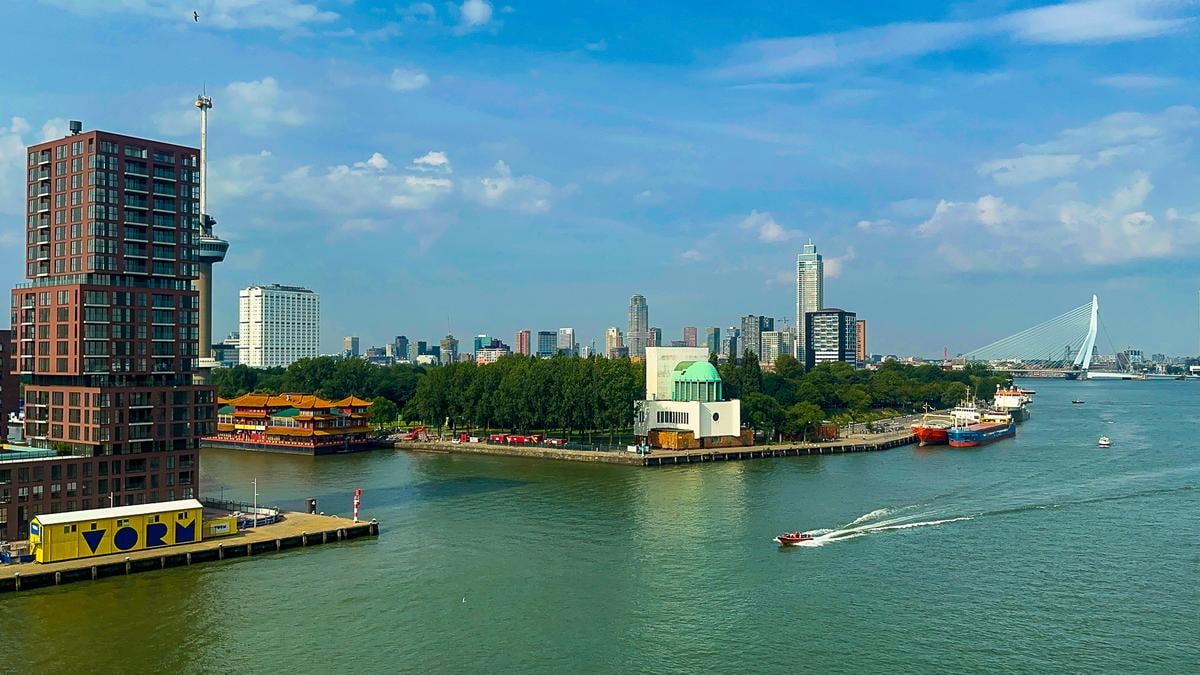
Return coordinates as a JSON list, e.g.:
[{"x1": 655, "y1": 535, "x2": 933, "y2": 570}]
[{"x1": 3, "y1": 0, "x2": 1200, "y2": 357}]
